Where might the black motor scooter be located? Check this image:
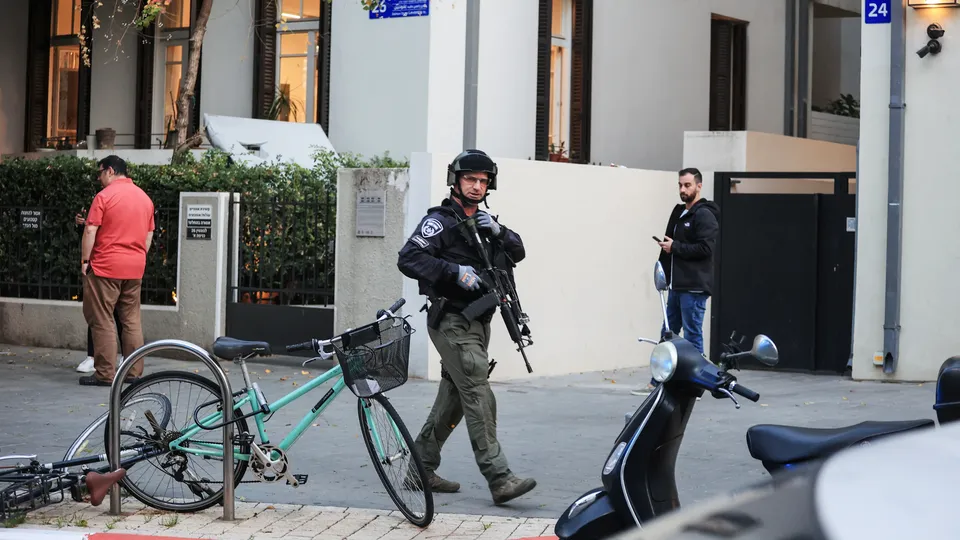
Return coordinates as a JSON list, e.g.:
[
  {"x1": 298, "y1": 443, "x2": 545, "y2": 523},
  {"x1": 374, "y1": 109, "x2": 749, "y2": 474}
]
[{"x1": 554, "y1": 261, "x2": 780, "y2": 540}]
